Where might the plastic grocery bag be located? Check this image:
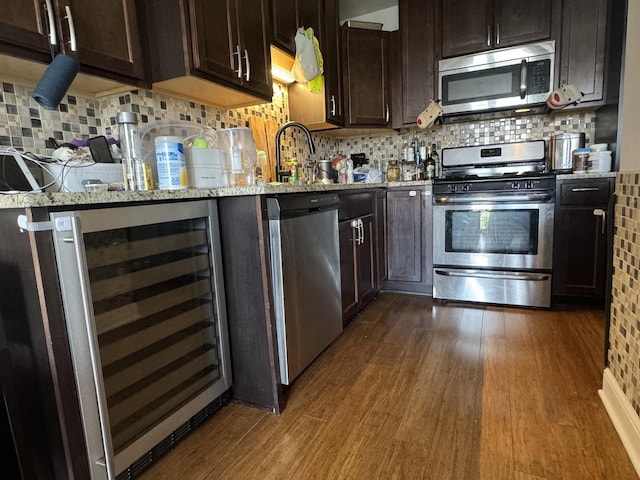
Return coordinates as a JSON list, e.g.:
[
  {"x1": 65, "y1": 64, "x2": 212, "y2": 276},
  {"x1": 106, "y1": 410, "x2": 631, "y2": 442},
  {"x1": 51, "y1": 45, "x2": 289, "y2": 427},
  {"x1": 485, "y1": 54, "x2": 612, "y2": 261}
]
[{"x1": 291, "y1": 27, "x2": 321, "y2": 83}]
